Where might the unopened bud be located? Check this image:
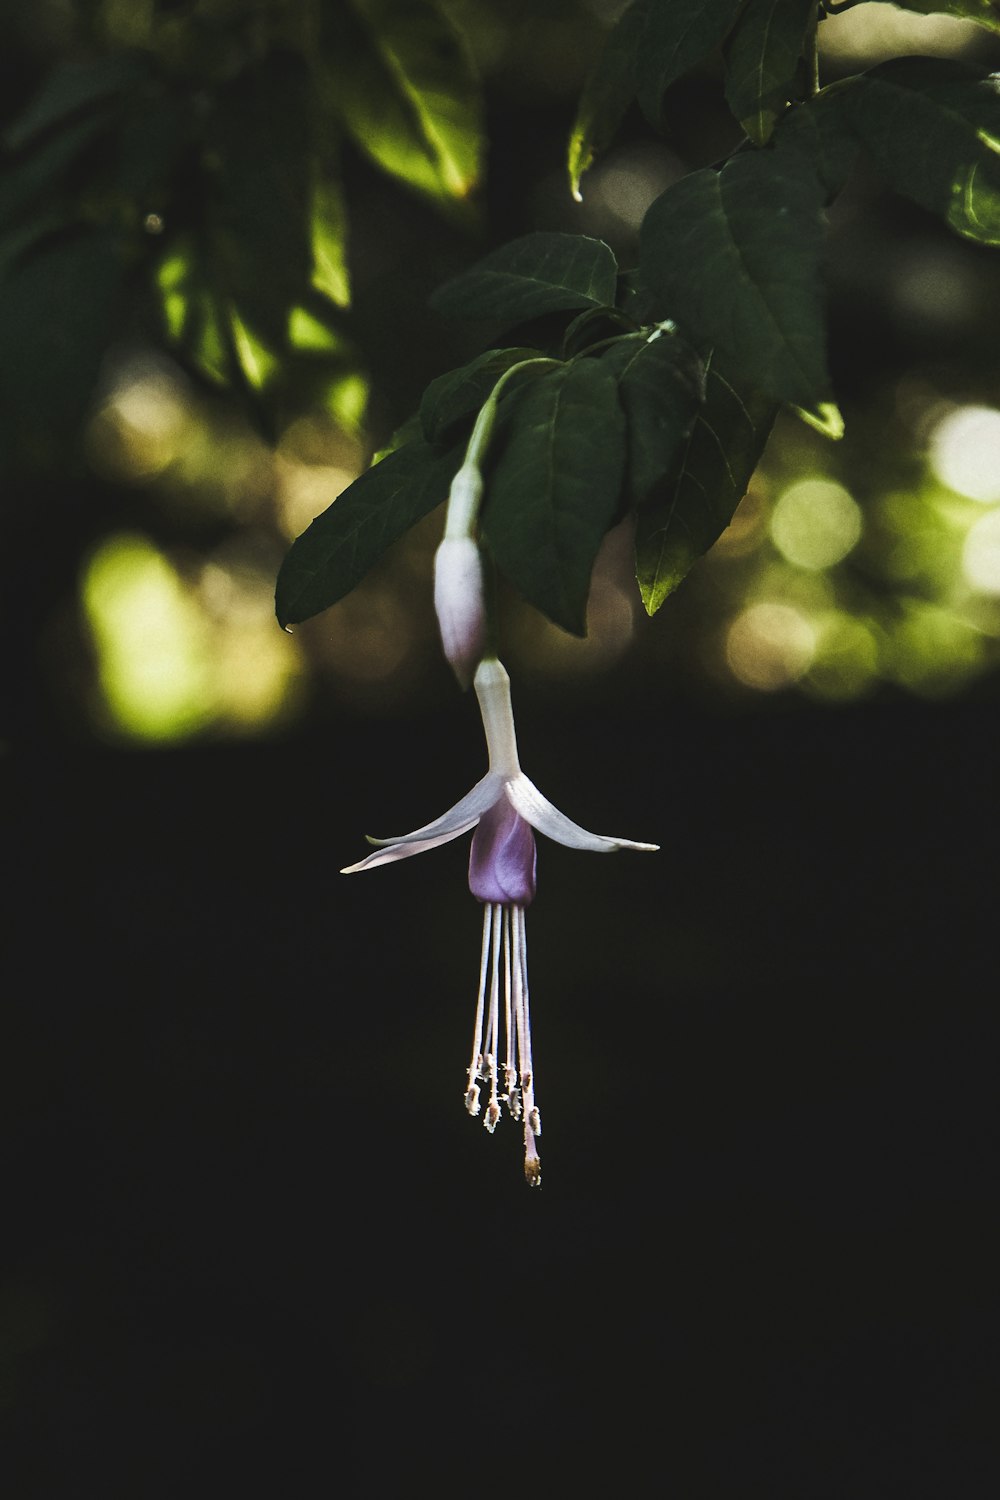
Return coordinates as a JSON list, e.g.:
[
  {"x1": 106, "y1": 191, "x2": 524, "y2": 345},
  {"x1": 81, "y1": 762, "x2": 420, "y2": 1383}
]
[{"x1": 433, "y1": 536, "x2": 486, "y2": 689}]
